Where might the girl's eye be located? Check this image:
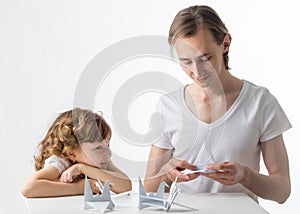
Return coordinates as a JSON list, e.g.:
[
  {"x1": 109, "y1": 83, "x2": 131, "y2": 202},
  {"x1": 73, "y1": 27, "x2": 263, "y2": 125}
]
[{"x1": 95, "y1": 145, "x2": 103, "y2": 150}]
